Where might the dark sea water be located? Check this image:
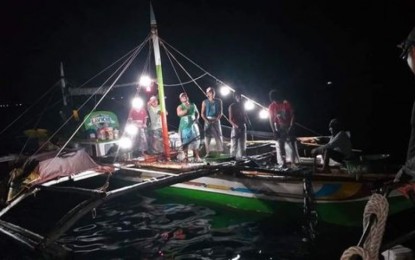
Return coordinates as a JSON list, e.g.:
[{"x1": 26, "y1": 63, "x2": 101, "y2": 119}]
[{"x1": 0, "y1": 189, "x2": 371, "y2": 260}]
